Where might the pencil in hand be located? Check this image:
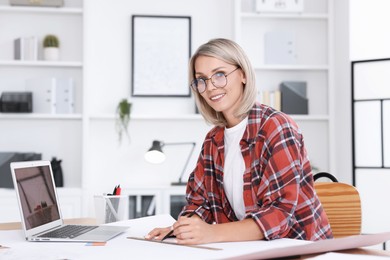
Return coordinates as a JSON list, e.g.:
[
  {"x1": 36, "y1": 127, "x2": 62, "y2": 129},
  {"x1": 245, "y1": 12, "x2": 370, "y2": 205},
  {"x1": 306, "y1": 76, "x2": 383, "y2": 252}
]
[
  {"x1": 161, "y1": 205, "x2": 203, "y2": 242},
  {"x1": 160, "y1": 226, "x2": 175, "y2": 241}
]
